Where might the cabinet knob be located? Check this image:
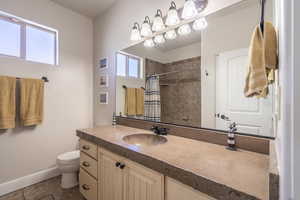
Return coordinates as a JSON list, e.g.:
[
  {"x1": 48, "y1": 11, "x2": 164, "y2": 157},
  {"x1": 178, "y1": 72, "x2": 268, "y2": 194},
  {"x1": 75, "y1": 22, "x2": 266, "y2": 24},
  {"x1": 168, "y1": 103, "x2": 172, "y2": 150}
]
[
  {"x1": 115, "y1": 162, "x2": 121, "y2": 167},
  {"x1": 120, "y1": 163, "x2": 126, "y2": 169},
  {"x1": 82, "y1": 161, "x2": 90, "y2": 167},
  {"x1": 82, "y1": 184, "x2": 90, "y2": 191},
  {"x1": 82, "y1": 145, "x2": 90, "y2": 150}
]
